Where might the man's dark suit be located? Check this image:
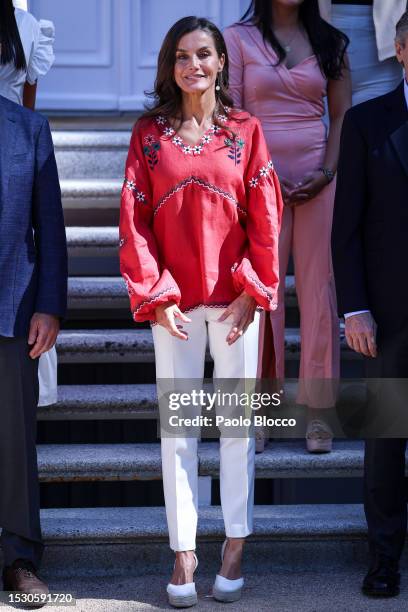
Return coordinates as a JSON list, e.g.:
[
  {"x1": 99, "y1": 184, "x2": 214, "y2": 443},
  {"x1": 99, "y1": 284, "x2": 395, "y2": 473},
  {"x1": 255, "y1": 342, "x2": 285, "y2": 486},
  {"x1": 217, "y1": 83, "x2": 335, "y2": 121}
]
[
  {"x1": 332, "y1": 81, "x2": 408, "y2": 563},
  {"x1": 0, "y1": 95, "x2": 67, "y2": 569}
]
